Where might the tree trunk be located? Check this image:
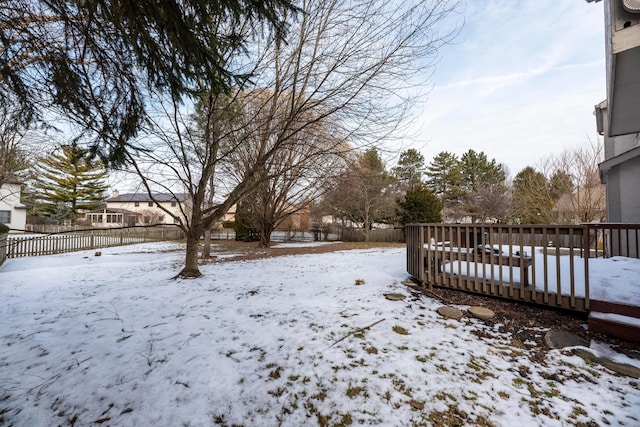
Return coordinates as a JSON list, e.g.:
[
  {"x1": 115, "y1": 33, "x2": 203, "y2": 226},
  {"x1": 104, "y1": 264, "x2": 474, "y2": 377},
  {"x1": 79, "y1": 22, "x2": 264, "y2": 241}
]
[
  {"x1": 177, "y1": 227, "x2": 203, "y2": 278},
  {"x1": 202, "y1": 228, "x2": 211, "y2": 258},
  {"x1": 258, "y1": 223, "x2": 275, "y2": 248}
]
